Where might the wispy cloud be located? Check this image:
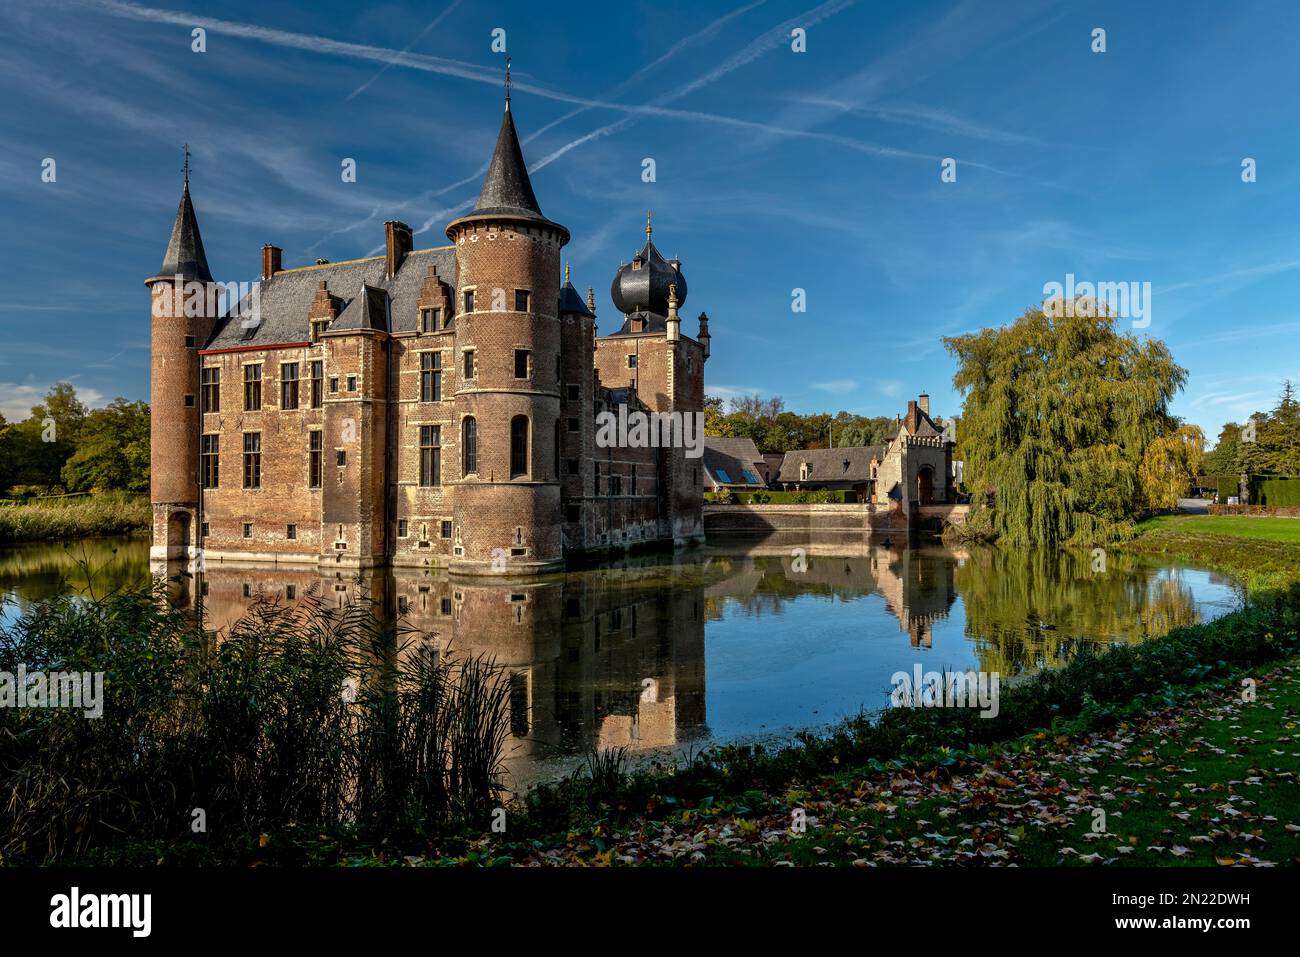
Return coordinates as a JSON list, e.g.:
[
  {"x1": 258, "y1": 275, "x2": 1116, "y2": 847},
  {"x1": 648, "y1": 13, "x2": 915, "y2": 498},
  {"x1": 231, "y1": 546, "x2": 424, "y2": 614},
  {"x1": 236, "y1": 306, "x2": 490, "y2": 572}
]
[
  {"x1": 345, "y1": 0, "x2": 463, "y2": 102},
  {"x1": 812, "y1": 378, "x2": 858, "y2": 395}
]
